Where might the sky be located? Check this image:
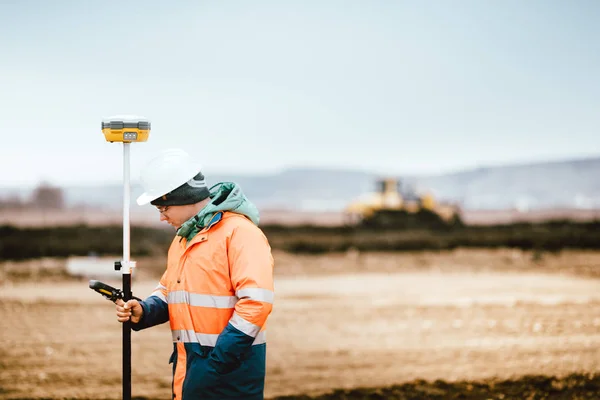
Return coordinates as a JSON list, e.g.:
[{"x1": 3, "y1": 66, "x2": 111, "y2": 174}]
[{"x1": 0, "y1": 0, "x2": 599, "y2": 187}]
